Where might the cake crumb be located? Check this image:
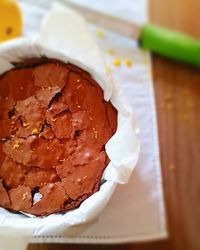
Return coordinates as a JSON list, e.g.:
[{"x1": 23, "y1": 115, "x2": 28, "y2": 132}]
[
  {"x1": 70, "y1": 119, "x2": 78, "y2": 122},
  {"x1": 76, "y1": 84, "x2": 82, "y2": 89},
  {"x1": 48, "y1": 86, "x2": 52, "y2": 91},
  {"x1": 92, "y1": 127, "x2": 98, "y2": 139},
  {"x1": 51, "y1": 117, "x2": 57, "y2": 122},
  {"x1": 13, "y1": 140, "x2": 20, "y2": 149},
  {"x1": 106, "y1": 65, "x2": 112, "y2": 73},
  {"x1": 77, "y1": 105, "x2": 81, "y2": 109},
  {"x1": 20, "y1": 86, "x2": 24, "y2": 90},
  {"x1": 77, "y1": 178, "x2": 82, "y2": 184},
  {"x1": 22, "y1": 122, "x2": 29, "y2": 128},
  {"x1": 22, "y1": 192, "x2": 28, "y2": 200},
  {"x1": 89, "y1": 116, "x2": 93, "y2": 121},
  {"x1": 125, "y1": 58, "x2": 133, "y2": 67},
  {"x1": 32, "y1": 128, "x2": 39, "y2": 135},
  {"x1": 5, "y1": 96, "x2": 8, "y2": 101},
  {"x1": 77, "y1": 79, "x2": 80, "y2": 83},
  {"x1": 59, "y1": 159, "x2": 65, "y2": 162},
  {"x1": 113, "y1": 58, "x2": 121, "y2": 67},
  {"x1": 107, "y1": 48, "x2": 115, "y2": 55},
  {"x1": 96, "y1": 30, "x2": 105, "y2": 38}
]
